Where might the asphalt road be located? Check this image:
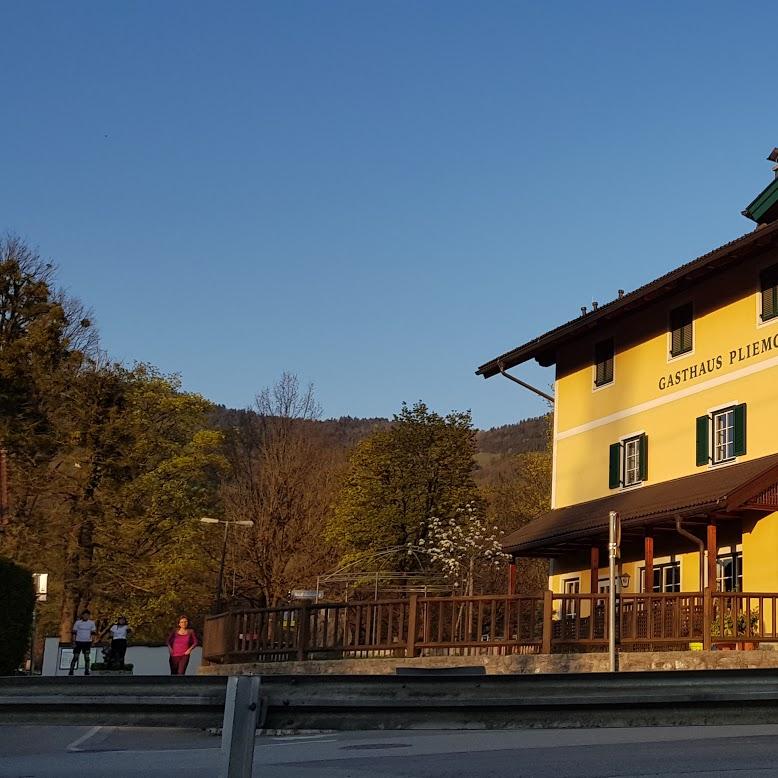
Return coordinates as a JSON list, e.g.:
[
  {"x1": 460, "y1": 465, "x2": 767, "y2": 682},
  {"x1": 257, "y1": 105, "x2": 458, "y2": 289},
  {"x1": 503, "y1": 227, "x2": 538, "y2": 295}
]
[{"x1": 3, "y1": 724, "x2": 778, "y2": 776}]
